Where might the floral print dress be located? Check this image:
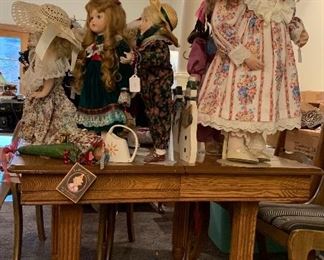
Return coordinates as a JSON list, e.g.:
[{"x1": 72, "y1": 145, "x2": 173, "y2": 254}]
[
  {"x1": 19, "y1": 49, "x2": 102, "y2": 157},
  {"x1": 136, "y1": 34, "x2": 174, "y2": 150},
  {"x1": 198, "y1": 0, "x2": 305, "y2": 135}
]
